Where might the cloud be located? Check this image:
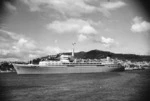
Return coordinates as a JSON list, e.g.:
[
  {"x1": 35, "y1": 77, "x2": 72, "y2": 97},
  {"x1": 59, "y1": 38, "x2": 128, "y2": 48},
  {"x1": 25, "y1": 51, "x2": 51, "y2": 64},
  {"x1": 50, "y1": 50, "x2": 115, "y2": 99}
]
[
  {"x1": 78, "y1": 25, "x2": 97, "y2": 42},
  {"x1": 93, "y1": 36, "x2": 118, "y2": 48},
  {"x1": 101, "y1": 36, "x2": 115, "y2": 48},
  {"x1": 17, "y1": 38, "x2": 36, "y2": 50},
  {"x1": 100, "y1": 1, "x2": 126, "y2": 10},
  {"x1": 116, "y1": 46, "x2": 148, "y2": 55},
  {"x1": 45, "y1": 46, "x2": 63, "y2": 55},
  {"x1": 0, "y1": 29, "x2": 25, "y2": 44},
  {"x1": 21, "y1": 0, "x2": 98, "y2": 16},
  {"x1": 5, "y1": 2, "x2": 17, "y2": 11},
  {"x1": 0, "y1": 49, "x2": 10, "y2": 55},
  {"x1": 47, "y1": 18, "x2": 97, "y2": 42},
  {"x1": 78, "y1": 25, "x2": 97, "y2": 35},
  {"x1": 47, "y1": 19, "x2": 97, "y2": 34},
  {"x1": 131, "y1": 16, "x2": 150, "y2": 33},
  {"x1": 0, "y1": 29, "x2": 38, "y2": 61},
  {"x1": 78, "y1": 34, "x2": 88, "y2": 42},
  {"x1": 101, "y1": 36, "x2": 114, "y2": 44},
  {"x1": 0, "y1": 58, "x2": 20, "y2": 62},
  {"x1": 21, "y1": 0, "x2": 119, "y2": 17},
  {"x1": 0, "y1": 29, "x2": 36, "y2": 50},
  {"x1": 0, "y1": 29, "x2": 68, "y2": 61},
  {"x1": 47, "y1": 19, "x2": 83, "y2": 33},
  {"x1": 28, "y1": 54, "x2": 39, "y2": 59},
  {"x1": 54, "y1": 39, "x2": 58, "y2": 44}
]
